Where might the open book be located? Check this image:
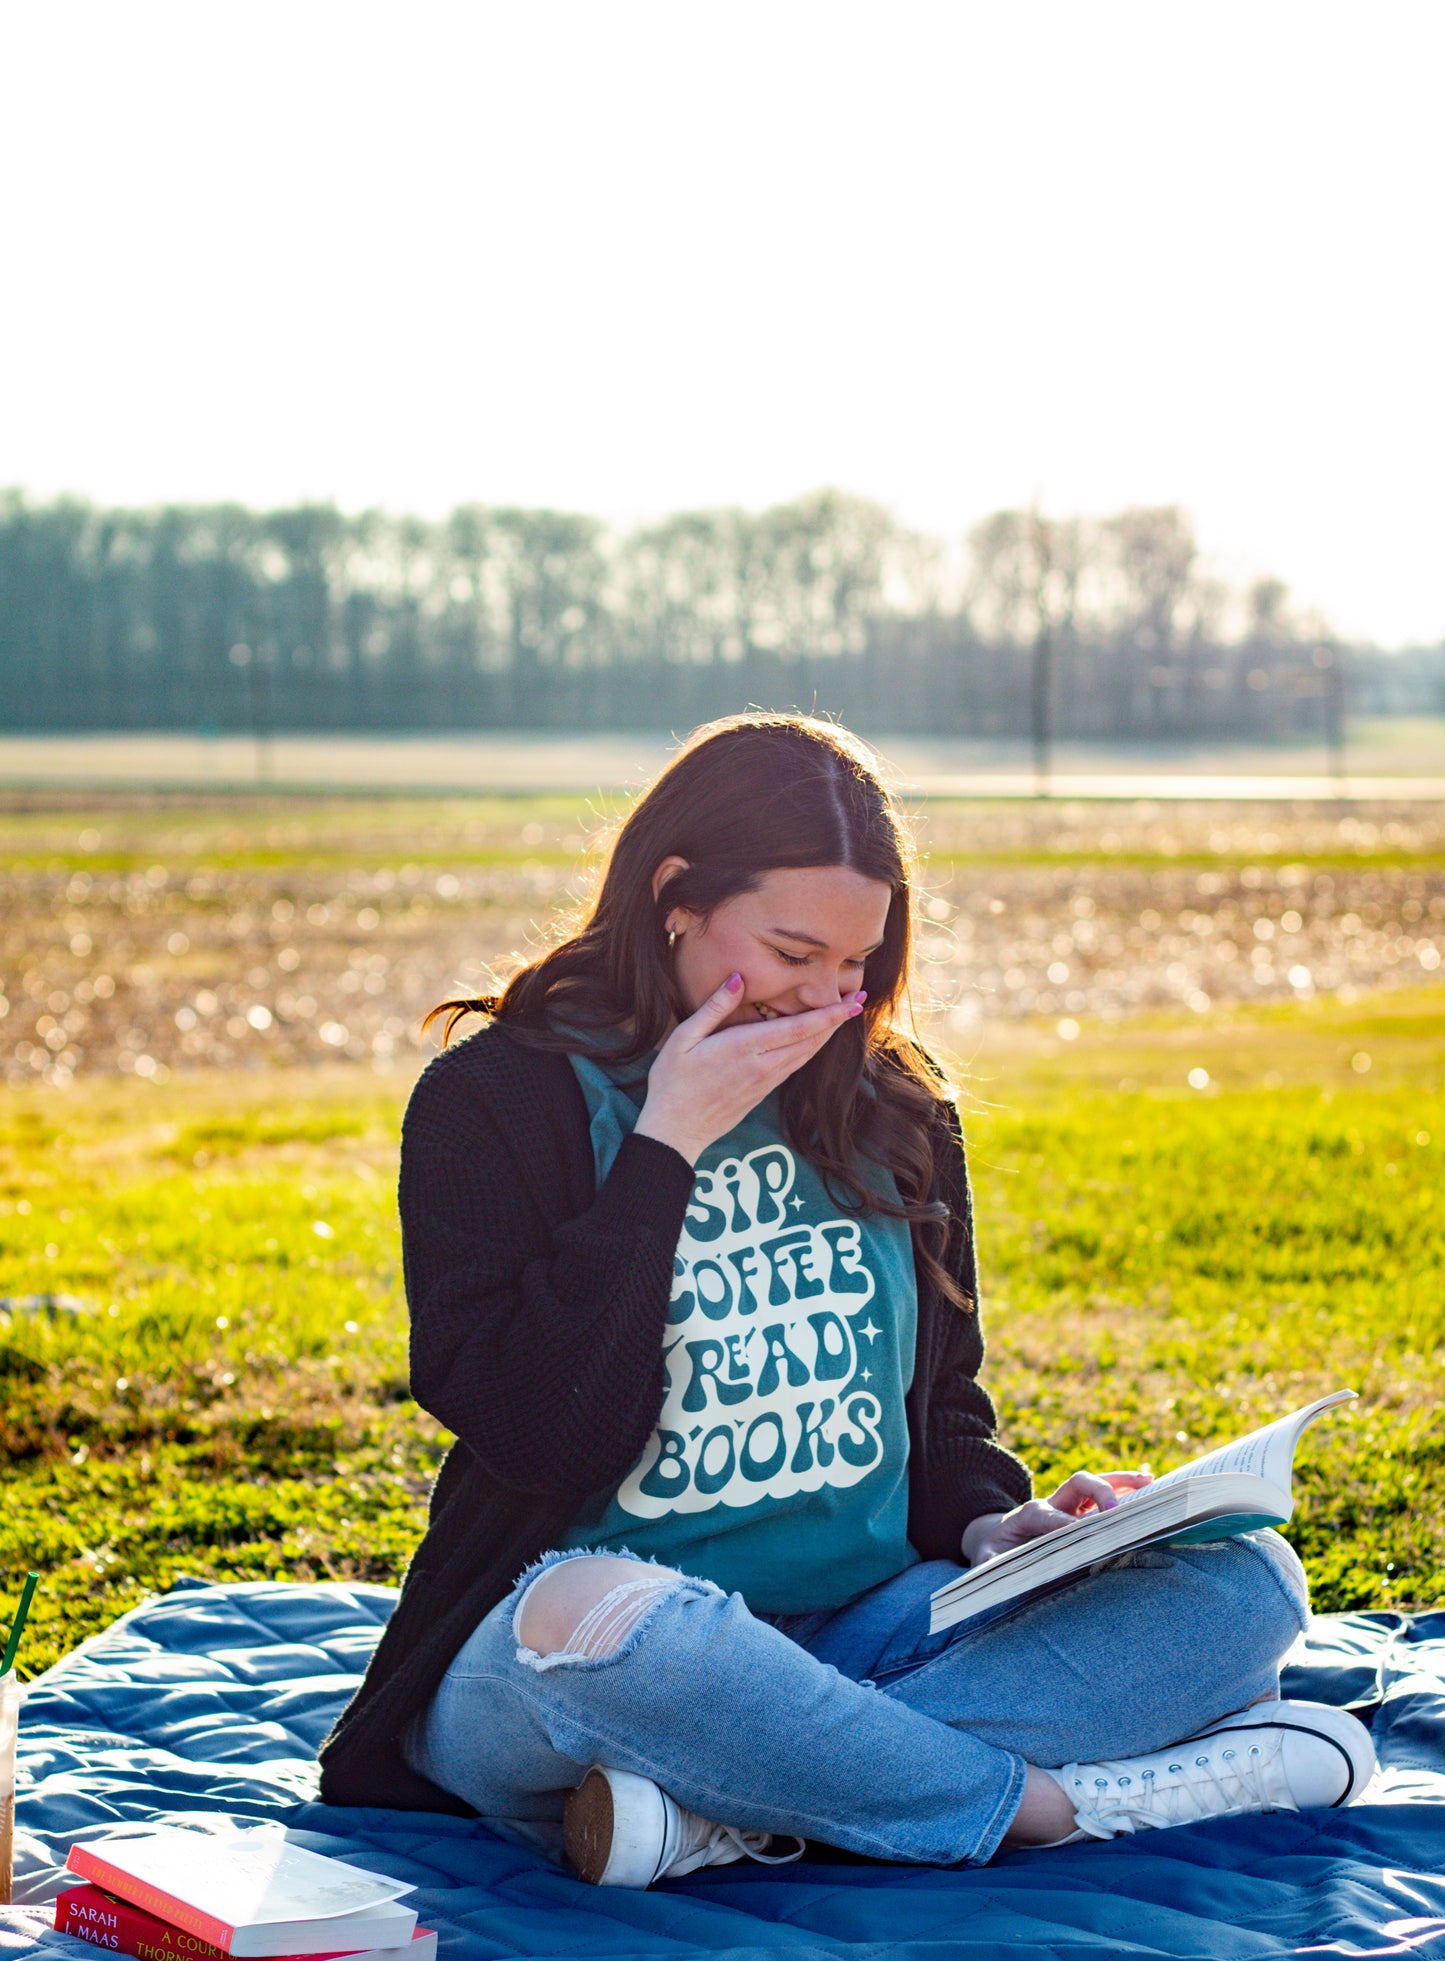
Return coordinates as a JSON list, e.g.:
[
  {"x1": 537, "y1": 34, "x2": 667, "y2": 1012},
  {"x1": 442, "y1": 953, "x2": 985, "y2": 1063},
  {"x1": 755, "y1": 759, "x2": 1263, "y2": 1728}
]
[{"x1": 929, "y1": 1390, "x2": 1354, "y2": 1634}]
